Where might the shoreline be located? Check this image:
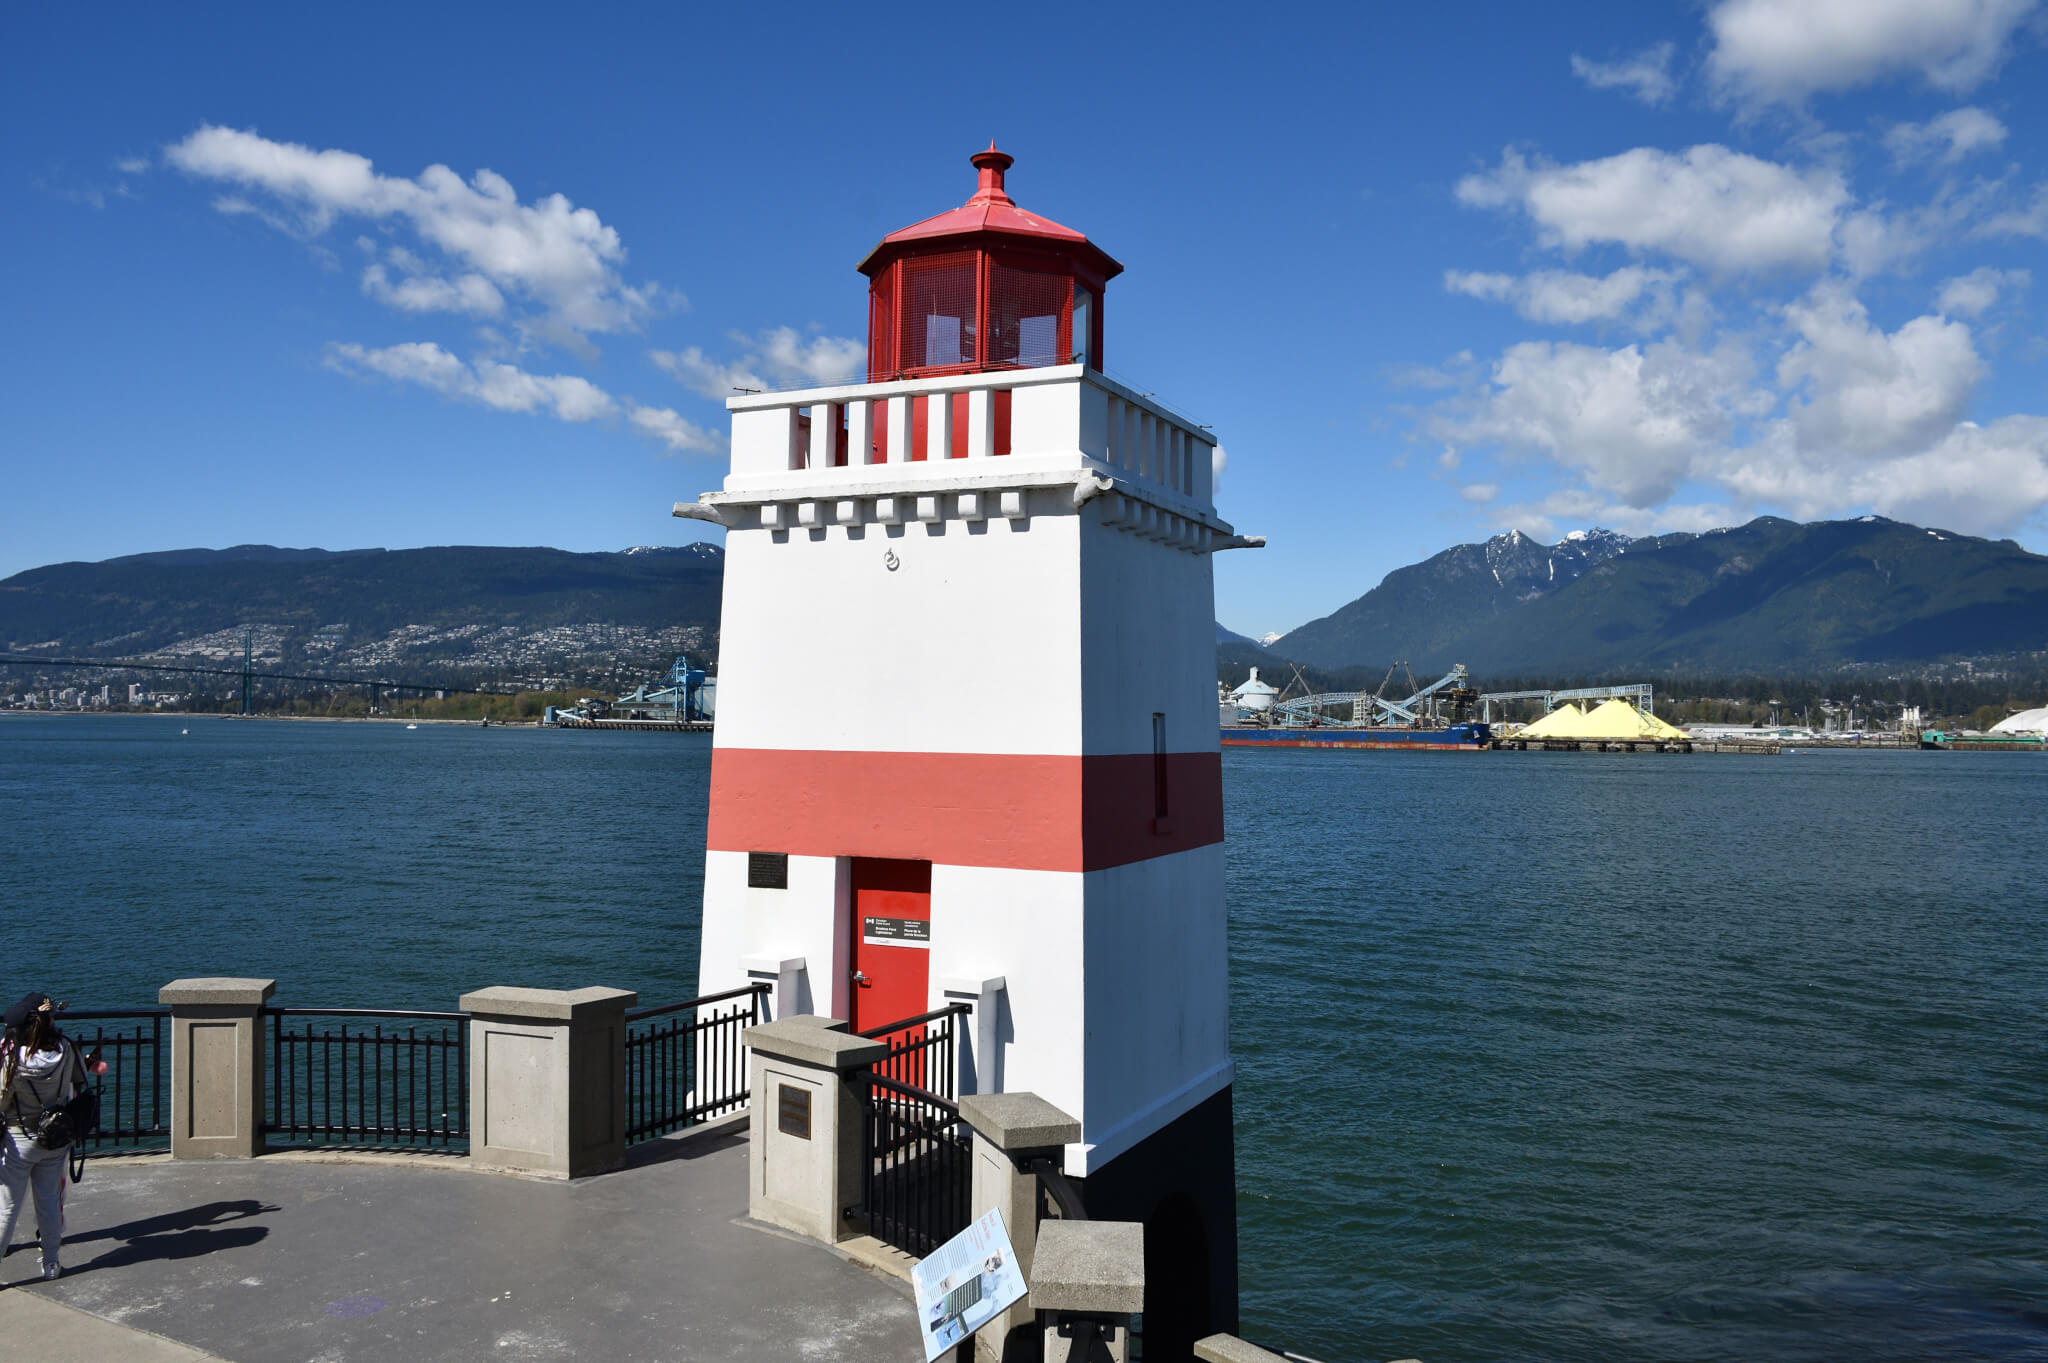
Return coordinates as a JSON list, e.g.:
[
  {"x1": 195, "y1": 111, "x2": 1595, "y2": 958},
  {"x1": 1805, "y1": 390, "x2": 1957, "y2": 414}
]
[{"x1": 0, "y1": 711, "x2": 541, "y2": 727}]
